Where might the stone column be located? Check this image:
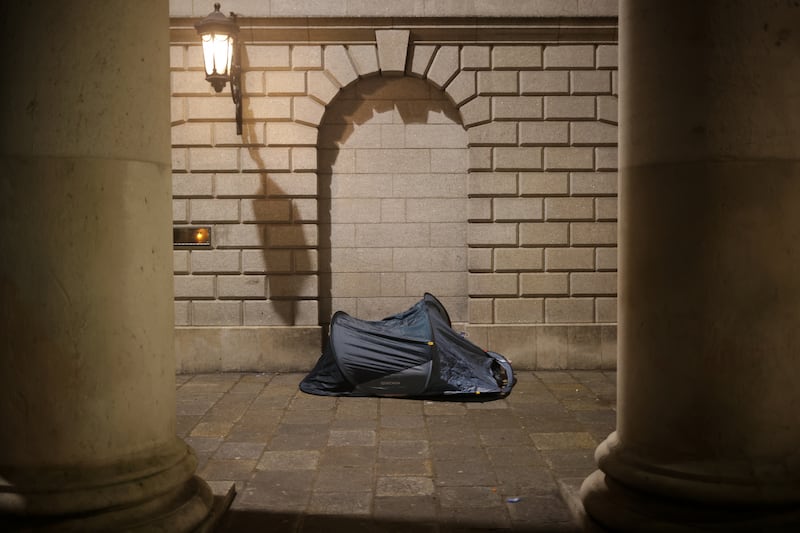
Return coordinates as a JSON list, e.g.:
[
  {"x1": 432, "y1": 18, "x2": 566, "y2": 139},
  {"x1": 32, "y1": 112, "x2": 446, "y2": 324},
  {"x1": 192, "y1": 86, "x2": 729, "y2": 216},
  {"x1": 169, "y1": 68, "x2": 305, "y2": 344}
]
[
  {"x1": 580, "y1": 1, "x2": 800, "y2": 531},
  {"x1": 0, "y1": 1, "x2": 214, "y2": 530}
]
